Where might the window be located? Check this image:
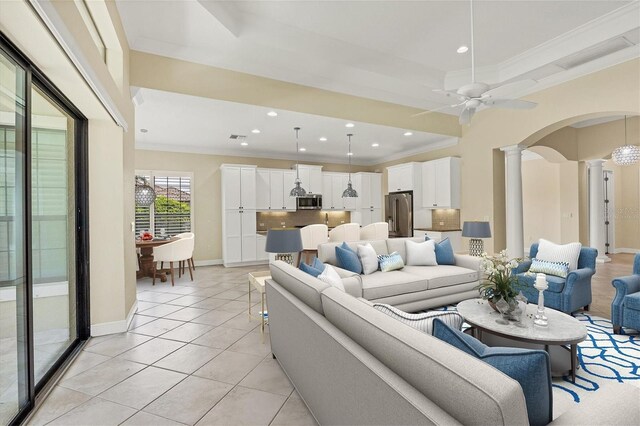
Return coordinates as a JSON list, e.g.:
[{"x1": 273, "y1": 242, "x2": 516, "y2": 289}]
[
  {"x1": 75, "y1": 0, "x2": 106, "y2": 62},
  {"x1": 135, "y1": 171, "x2": 193, "y2": 236}
]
